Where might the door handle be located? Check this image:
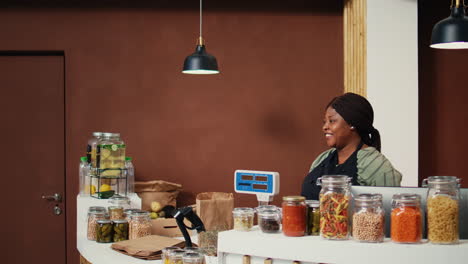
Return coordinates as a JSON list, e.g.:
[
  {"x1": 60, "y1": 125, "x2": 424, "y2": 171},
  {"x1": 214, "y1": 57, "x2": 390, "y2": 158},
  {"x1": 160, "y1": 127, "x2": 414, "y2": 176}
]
[{"x1": 41, "y1": 193, "x2": 62, "y2": 203}]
